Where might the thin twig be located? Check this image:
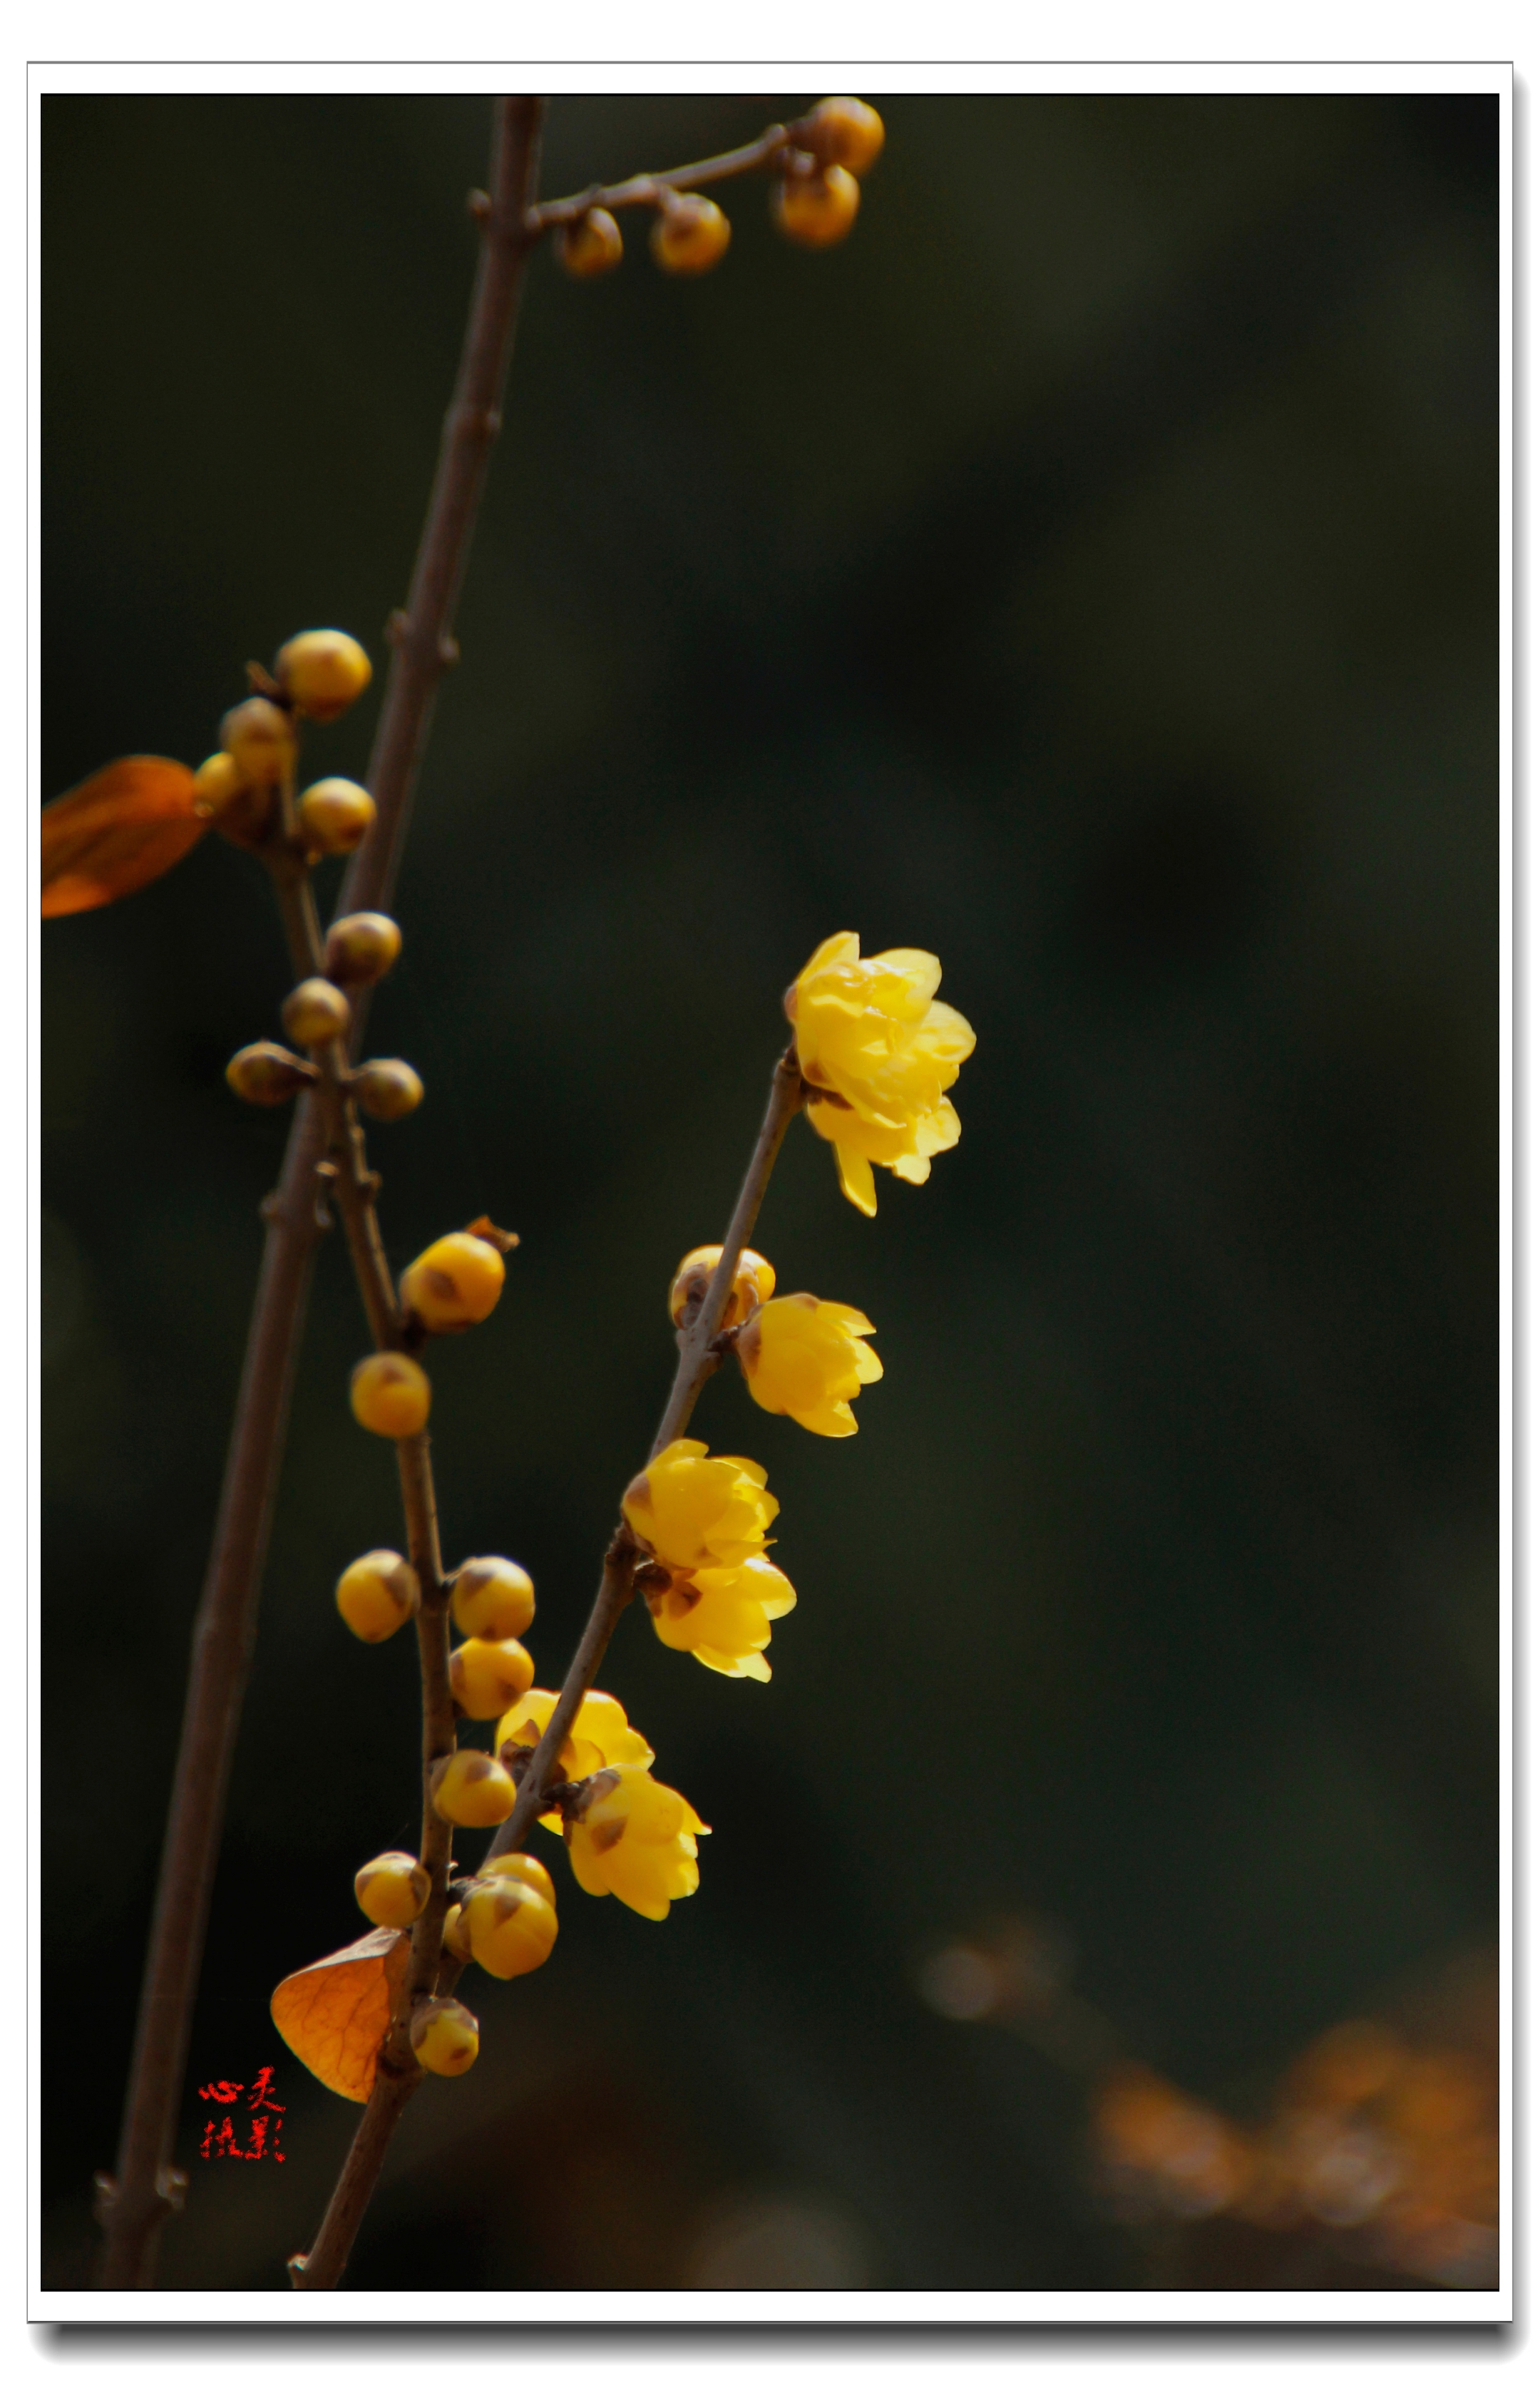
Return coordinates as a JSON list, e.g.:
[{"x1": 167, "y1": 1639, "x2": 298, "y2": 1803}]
[
  {"x1": 530, "y1": 114, "x2": 822, "y2": 231},
  {"x1": 484, "y1": 1041, "x2": 806, "y2": 1869},
  {"x1": 97, "y1": 92, "x2": 547, "y2": 2293}
]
